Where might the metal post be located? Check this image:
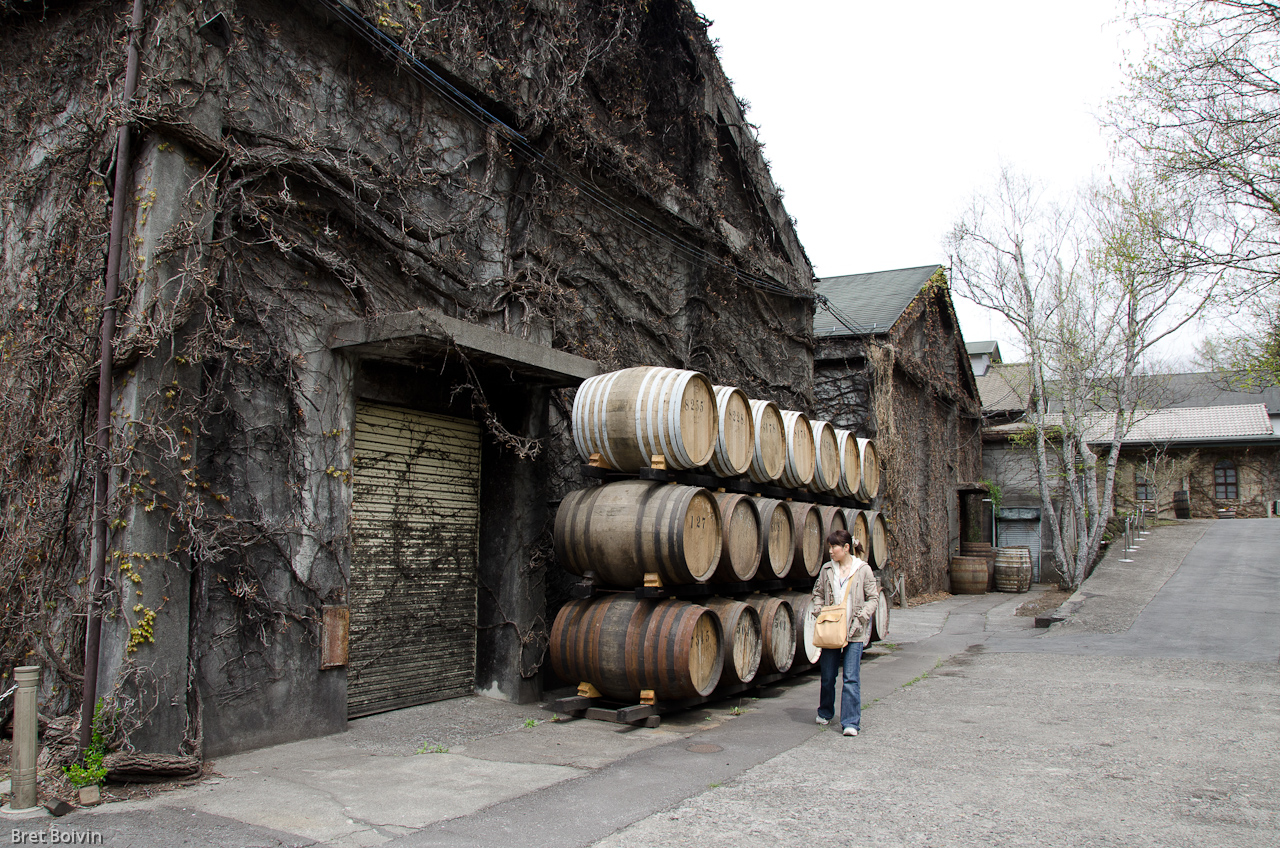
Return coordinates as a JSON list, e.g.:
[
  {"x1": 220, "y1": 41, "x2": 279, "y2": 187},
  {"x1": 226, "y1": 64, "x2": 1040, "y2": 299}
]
[{"x1": 12, "y1": 666, "x2": 40, "y2": 810}]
